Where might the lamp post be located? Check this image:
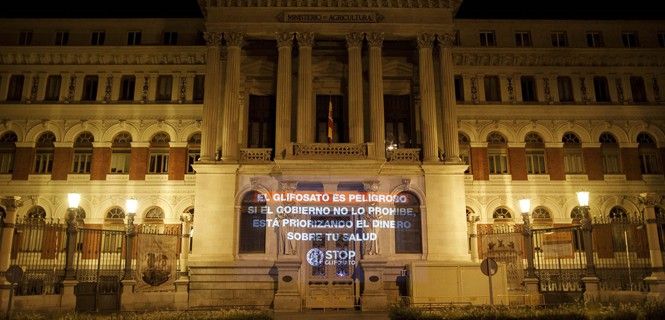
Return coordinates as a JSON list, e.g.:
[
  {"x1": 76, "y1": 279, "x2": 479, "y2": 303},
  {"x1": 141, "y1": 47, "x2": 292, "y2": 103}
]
[
  {"x1": 576, "y1": 191, "x2": 596, "y2": 277},
  {"x1": 123, "y1": 198, "x2": 138, "y2": 280},
  {"x1": 520, "y1": 198, "x2": 536, "y2": 278},
  {"x1": 64, "y1": 193, "x2": 80, "y2": 280}
]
